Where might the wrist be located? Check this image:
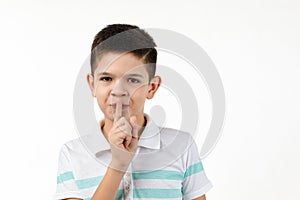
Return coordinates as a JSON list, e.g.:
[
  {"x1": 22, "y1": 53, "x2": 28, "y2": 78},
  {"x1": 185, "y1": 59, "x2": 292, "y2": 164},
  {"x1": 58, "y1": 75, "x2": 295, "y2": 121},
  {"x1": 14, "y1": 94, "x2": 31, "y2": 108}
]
[{"x1": 109, "y1": 160, "x2": 130, "y2": 172}]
